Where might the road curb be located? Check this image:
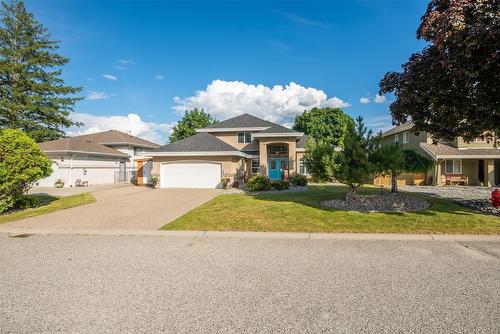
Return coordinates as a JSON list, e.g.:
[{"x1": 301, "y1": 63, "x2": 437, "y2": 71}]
[{"x1": 0, "y1": 227, "x2": 499, "y2": 242}]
